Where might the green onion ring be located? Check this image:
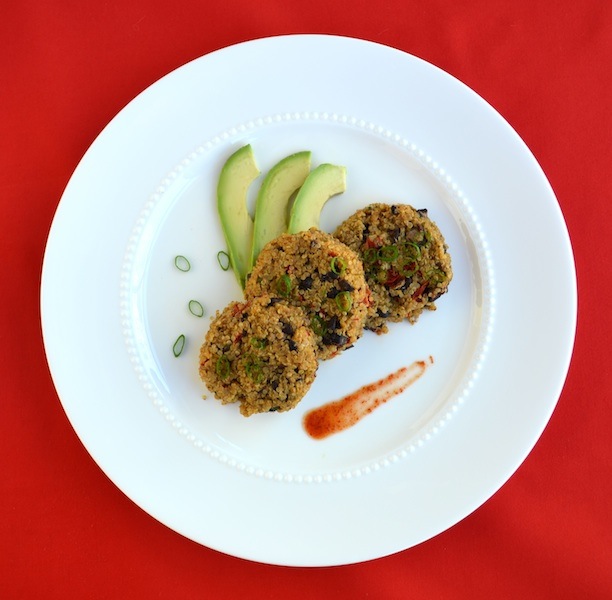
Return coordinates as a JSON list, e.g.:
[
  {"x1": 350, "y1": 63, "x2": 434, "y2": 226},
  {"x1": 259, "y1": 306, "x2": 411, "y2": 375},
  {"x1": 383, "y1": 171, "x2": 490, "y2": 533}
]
[
  {"x1": 174, "y1": 255, "x2": 191, "y2": 272},
  {"x1": 311, "y1": 314, "x2": 327, "y2": 336},
  {"x1": 330, "y1": 256, "x2": 347, "y2": 275},
  {"x1": 276, "y1": 274, "x2": 292, "y2": 298},
  {"x1": 363, "y1": 247, "x2": 379, "y2": 264},
  {"x1": 244, "y1": 354, "x2": 264, "y2": 382},
  {"x1": 378, "y1": 245, "x2": 399, "y2": 262},
  {"x1": 217, "y1": 250, "x2": 230, "y2": 271},
  {"x1": 247, "y1": 364, "x2": 264, "y2": 383},
  {"x1": 335, "y1": 291, "x2": 353, "y2": 312},
  {"x1": 215, "y1": 355, "x2": 231, "y2": 379},
  {"x1": 172, "y1": 334, "x2": 186, "y2": 357},
  {"x1": 376, "y1": 270, "x2": 388, "y2": 284},
  {"x1": 427, "y1": 268, "x2": 446, "y2": 284},
  {"x1": 250, "y1": 337, "x2": 267, "y2": 349},
  {"x1": 402, "y1": 242, "x2": 421, "y2": 260},
  {"x1": 188, "y1": 300, "x2": 204, "y2": 317}
]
